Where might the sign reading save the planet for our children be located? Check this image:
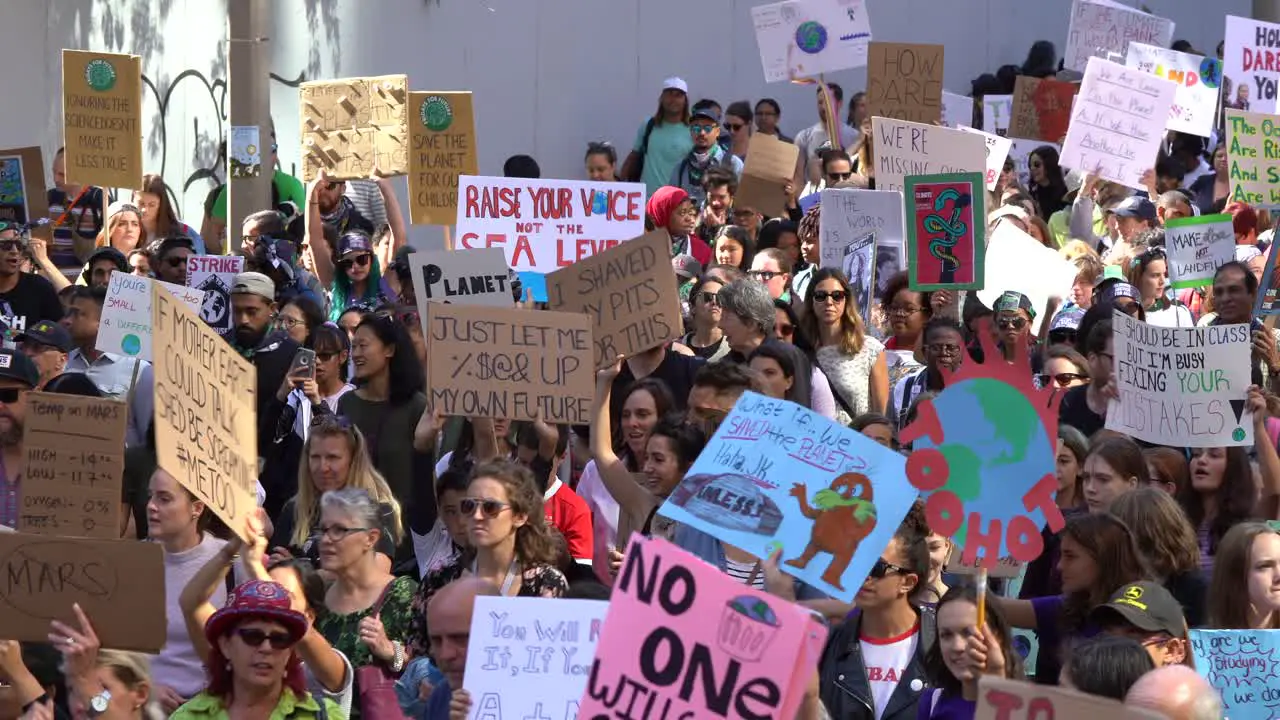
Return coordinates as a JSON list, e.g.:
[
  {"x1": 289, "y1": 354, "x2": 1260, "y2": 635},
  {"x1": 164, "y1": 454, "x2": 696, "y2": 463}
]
[
  {"x1": 1107, "y1": 310, "x2": 1254, "y2": 447},
  {"x1": 1188, "y1": 629, "x2": 1280, "y2": 720},
  {"x1": 900, "y1": 323, "x2": 1065, "y2": 569},
  {"x1": 656, "y1": 392, "x2": 917, "y2": 602},
  {"x1": 97, "y1": 271, "x2": 204, "y2": 361}
]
